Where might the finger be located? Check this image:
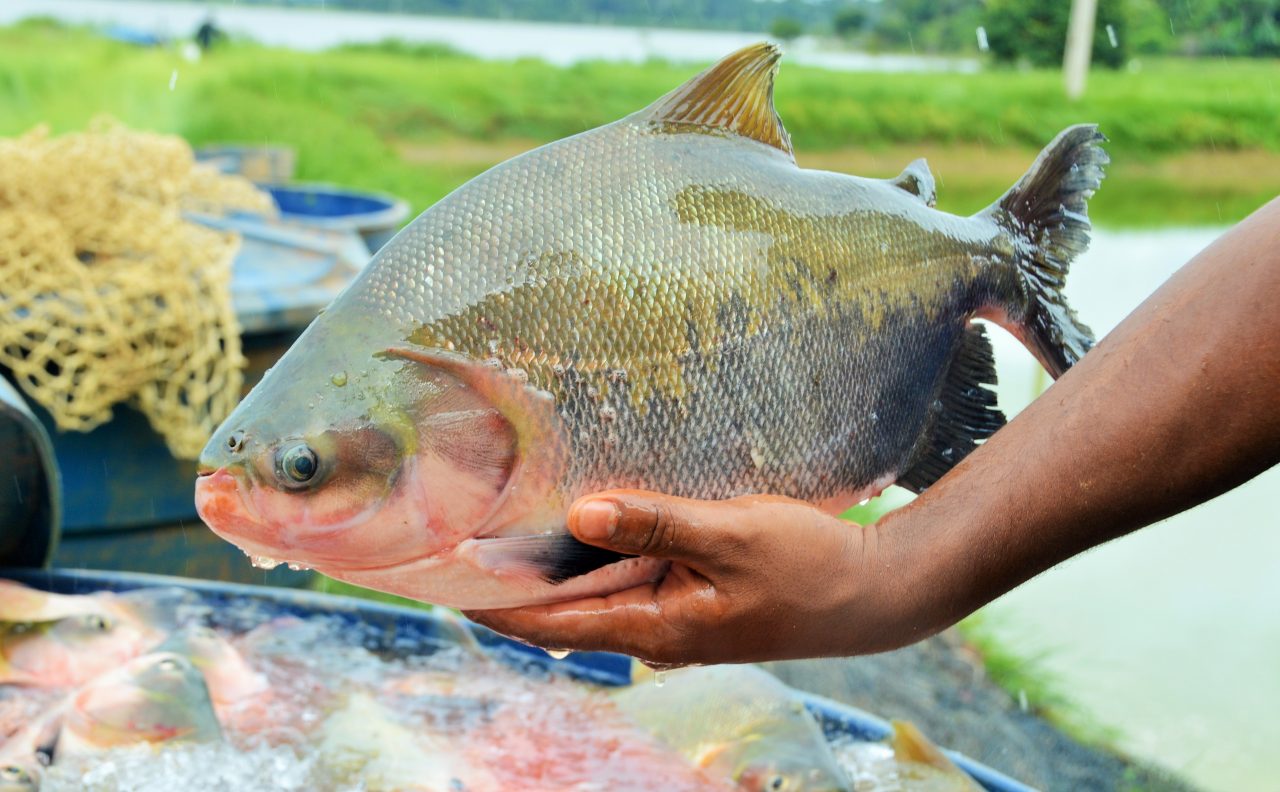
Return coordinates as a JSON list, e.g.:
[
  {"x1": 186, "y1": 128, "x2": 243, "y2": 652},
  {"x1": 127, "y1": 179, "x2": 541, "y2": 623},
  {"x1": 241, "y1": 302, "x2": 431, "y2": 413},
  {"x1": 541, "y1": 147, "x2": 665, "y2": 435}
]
[
  {"x1": 463, "y1": 585, "x2": 674, "y2": 659},
  {"x1": 567, "y1": 490, "x2": 745, "y2": 565}
]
